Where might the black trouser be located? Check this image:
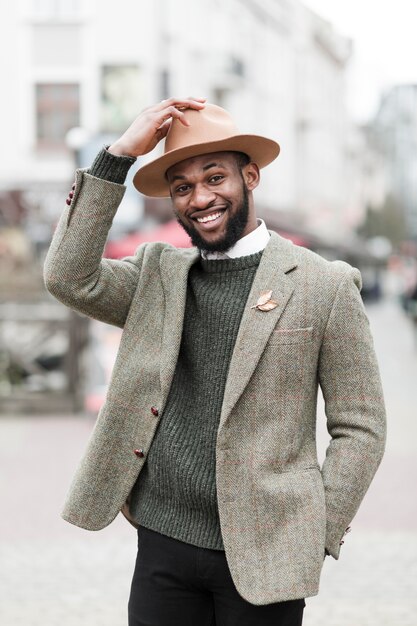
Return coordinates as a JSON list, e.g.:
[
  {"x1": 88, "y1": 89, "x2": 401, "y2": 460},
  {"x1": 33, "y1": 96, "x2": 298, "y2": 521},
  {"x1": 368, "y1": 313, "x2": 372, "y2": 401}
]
[{"x1": 128, "y1": 526, "x2": 305, "y2": 626}]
